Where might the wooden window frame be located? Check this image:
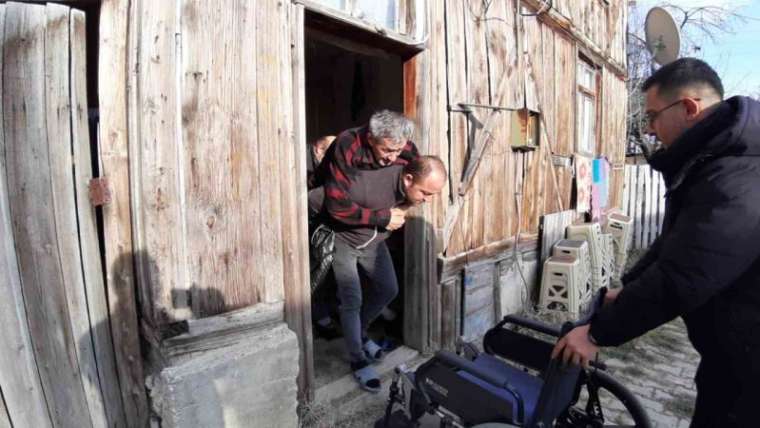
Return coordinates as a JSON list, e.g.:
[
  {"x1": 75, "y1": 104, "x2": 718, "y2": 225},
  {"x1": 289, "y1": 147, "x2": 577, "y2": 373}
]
[{"x1": 576, "y1": 56, "x2": 599, "y2": 156}]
